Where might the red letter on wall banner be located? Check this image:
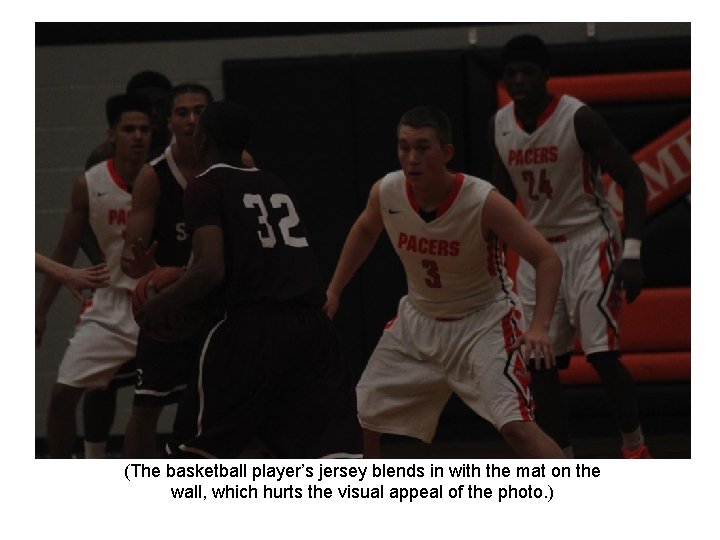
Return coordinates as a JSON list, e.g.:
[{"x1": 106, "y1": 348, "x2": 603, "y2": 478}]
[{"x1": 604, "y1": 117, "x2": 691, "y2": 228}]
